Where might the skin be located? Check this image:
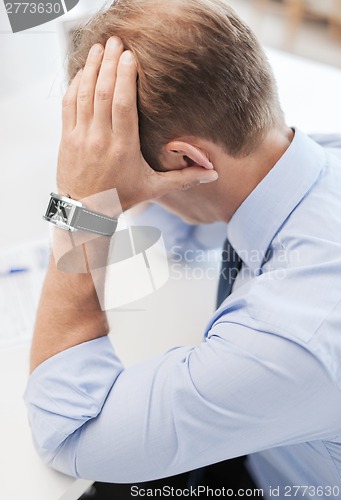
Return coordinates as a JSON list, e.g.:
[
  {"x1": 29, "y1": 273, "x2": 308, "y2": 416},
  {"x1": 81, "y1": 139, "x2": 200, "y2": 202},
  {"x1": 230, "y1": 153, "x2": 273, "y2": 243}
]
[{"x1": 29, "y1": 37, "x2": 293, "y2": 372}]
